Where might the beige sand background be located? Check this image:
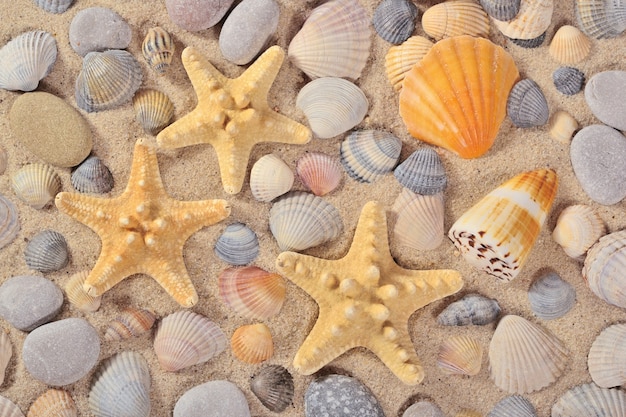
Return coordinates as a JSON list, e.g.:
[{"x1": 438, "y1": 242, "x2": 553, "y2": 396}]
[{"x1": 1, "y1": 0, "x2": 626, "y2": 415}]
